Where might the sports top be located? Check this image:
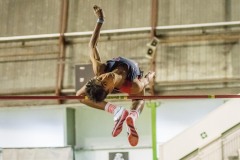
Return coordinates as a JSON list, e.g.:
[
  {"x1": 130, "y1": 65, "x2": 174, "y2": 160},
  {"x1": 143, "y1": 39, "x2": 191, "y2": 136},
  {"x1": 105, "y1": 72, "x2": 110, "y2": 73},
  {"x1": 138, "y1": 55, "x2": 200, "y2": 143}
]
[{"x1": 104, "y1": 57, "x2": 143, "y2": 93}]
